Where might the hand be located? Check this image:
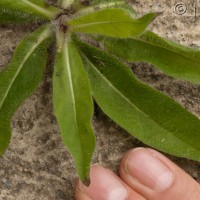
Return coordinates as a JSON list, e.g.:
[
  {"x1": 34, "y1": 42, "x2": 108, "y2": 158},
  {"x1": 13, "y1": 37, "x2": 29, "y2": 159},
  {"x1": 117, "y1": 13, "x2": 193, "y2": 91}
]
[{"x1": 75, "y1": 148, "x2": 200, "y2": 200}]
